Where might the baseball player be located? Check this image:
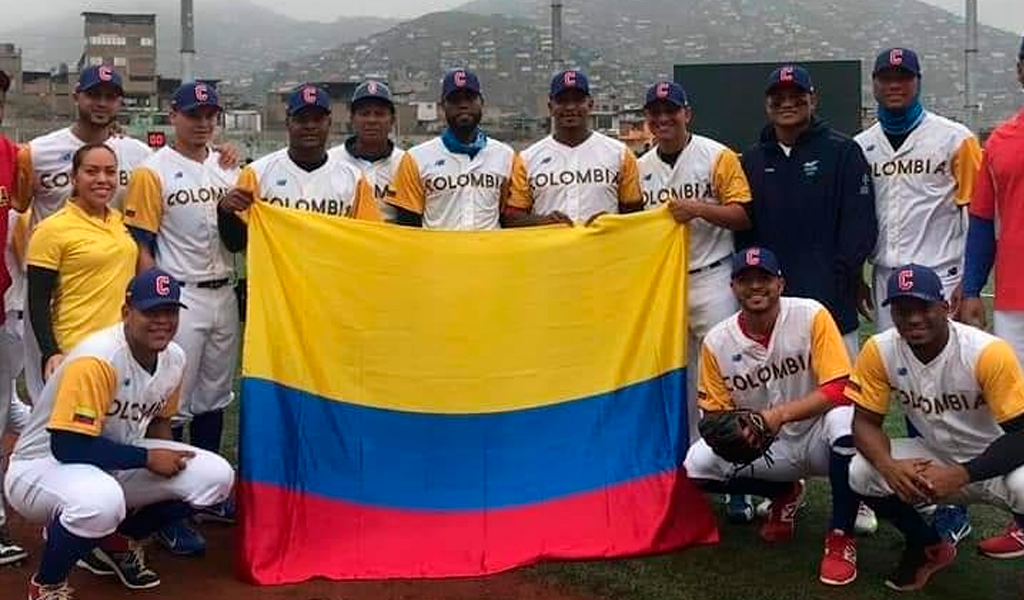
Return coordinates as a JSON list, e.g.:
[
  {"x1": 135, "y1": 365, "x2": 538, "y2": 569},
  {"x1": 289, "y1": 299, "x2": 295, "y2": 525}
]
[
  {"x1": 502, "y1": 69, "x2": 643, "y2": 226},
  {"x1": 3, "y1": 268, "x2": 235, "y2": 599},
  {"x1": 960, "y1": 35, "x2": 1024, "y2": 560},
  {"x1": 123, "y1": 82, "x2": 241, "y2": 556},
  {"x1": 328, "y1": 80, "x2": 405, "y2": 223},
  {"x1": 855, "y1": 47, "x2": 983, "y2": 545},
  {"x1": 386, "y1": 69, "x2": 523, "y2": 230},
  {"x1": 684, "y1": 247, "x2": 861, "y2": 586},
  {"x1": 217, "y1": 83, "x2": 380, "y2": 243},
  {"x1": 847, "y1": 264, "x2": 1024, "y2": 591}
]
